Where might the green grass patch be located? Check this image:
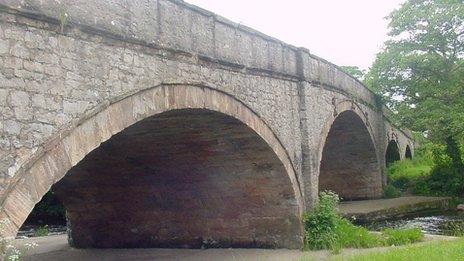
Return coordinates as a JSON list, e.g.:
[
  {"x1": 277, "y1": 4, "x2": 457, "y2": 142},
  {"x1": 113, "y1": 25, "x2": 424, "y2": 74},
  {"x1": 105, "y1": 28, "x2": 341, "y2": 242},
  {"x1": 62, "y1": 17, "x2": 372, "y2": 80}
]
[
  {"x1": 388, "y1": 158, "x2": 432, "y2": 191},
  {"x1": 331, "y1": 238, "x2": 464, "y2": 261},
  {"x1": 382, "y1": 227, "x2": 423, "y2": 246},
  {"x1": 304, "y1": 191, "x2": 423, "y2": 252},
  {"x1": 333, "y1": 219, "x2": 382, "y2": 249}
]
